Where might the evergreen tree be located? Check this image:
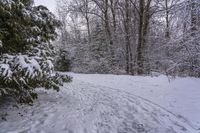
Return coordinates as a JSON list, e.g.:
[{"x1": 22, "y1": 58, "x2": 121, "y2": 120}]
[
  {"x1": 0, "y1": 0, "x2": 71, "y2": 103},
  {"x1": 55, "y1": 49, "x2": 71, "y2": 72}
]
